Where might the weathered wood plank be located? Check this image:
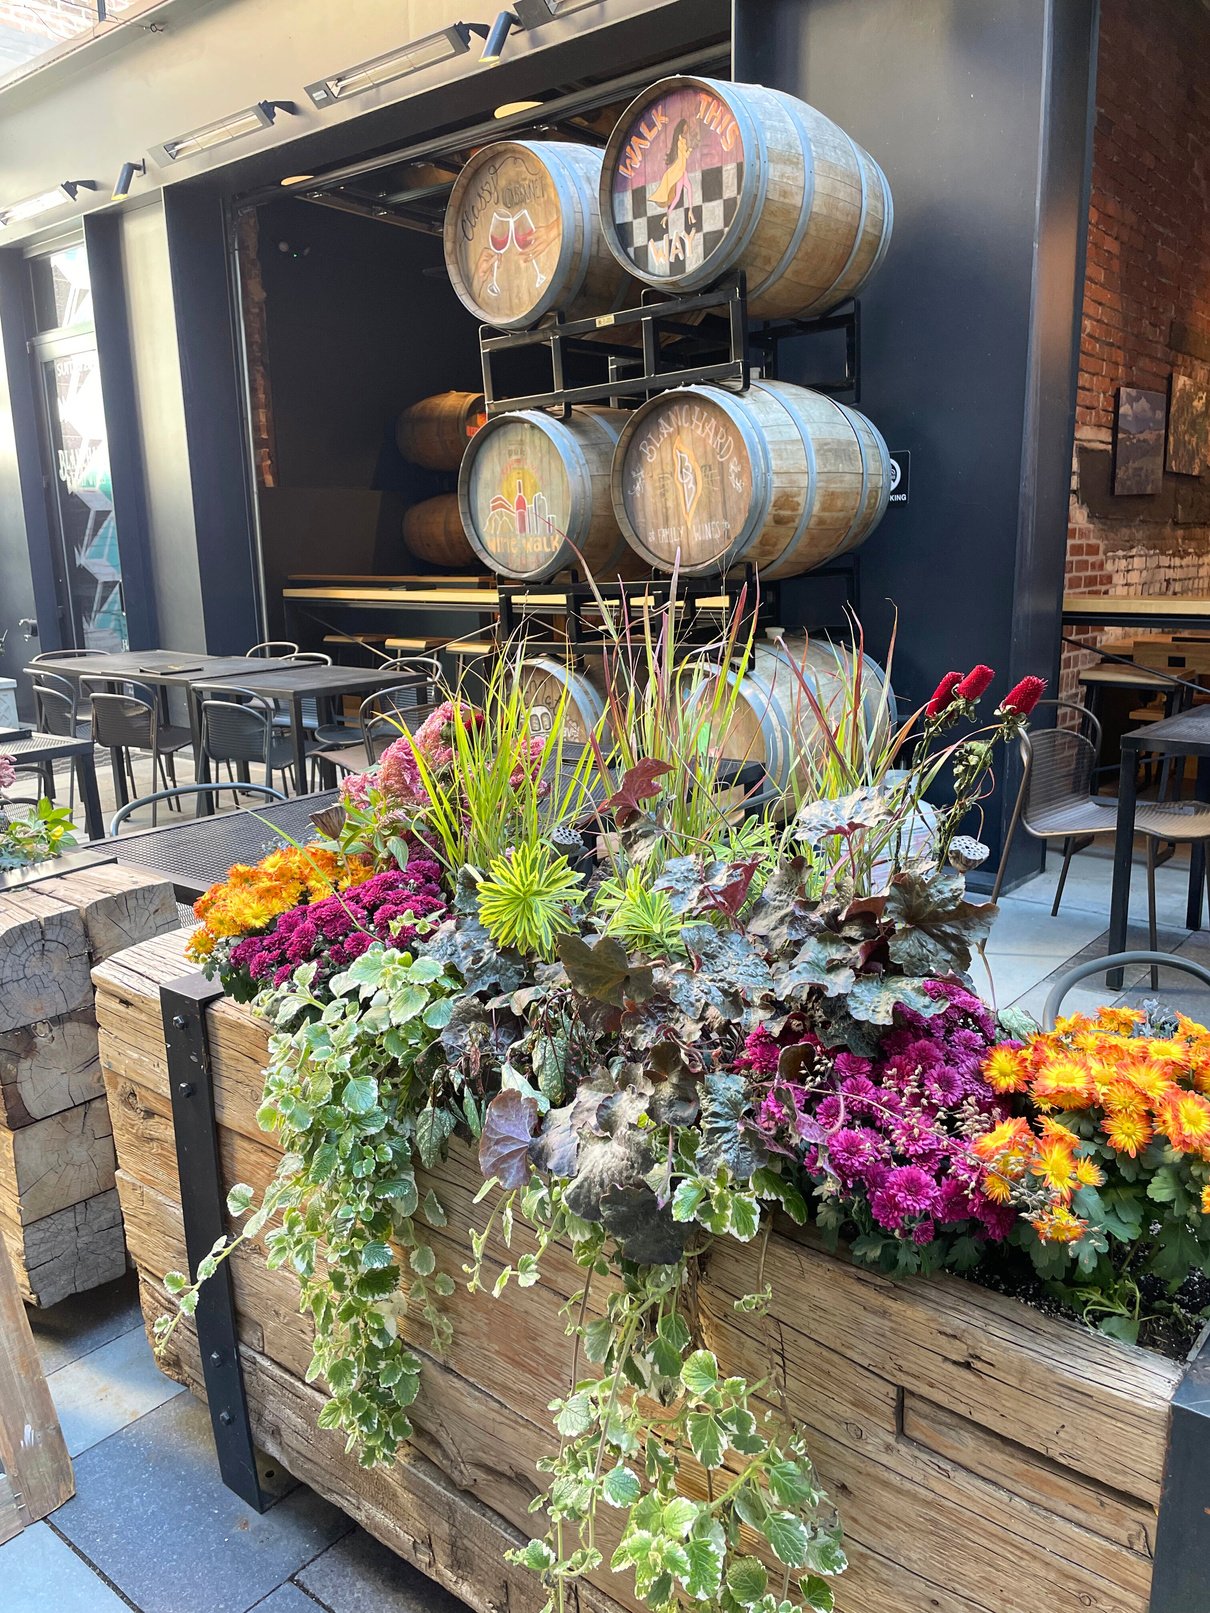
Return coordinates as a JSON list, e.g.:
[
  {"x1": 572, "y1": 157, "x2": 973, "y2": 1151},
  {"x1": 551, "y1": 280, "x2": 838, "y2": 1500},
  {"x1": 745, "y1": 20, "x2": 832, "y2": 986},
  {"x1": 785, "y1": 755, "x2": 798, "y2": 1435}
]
[
  {"x1": 0, "y1": 1096, "x2": 116, "y2": 1226},
  {"x1": 47, "y1": 865, "x2": 178, "y2": 964},
  {"x1": 0, "y1": 889, "x2": 92, "y2": 1032},
  {"x1": 0, "y1": 1223, "x2": 73, "y2": 1526},
  {"x1": 0, "y1": 1010, "x2": 102, "y2": 1129},
  {"x1": 0, "y1": 1188, "x2": 126, "y2": 1308}
]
